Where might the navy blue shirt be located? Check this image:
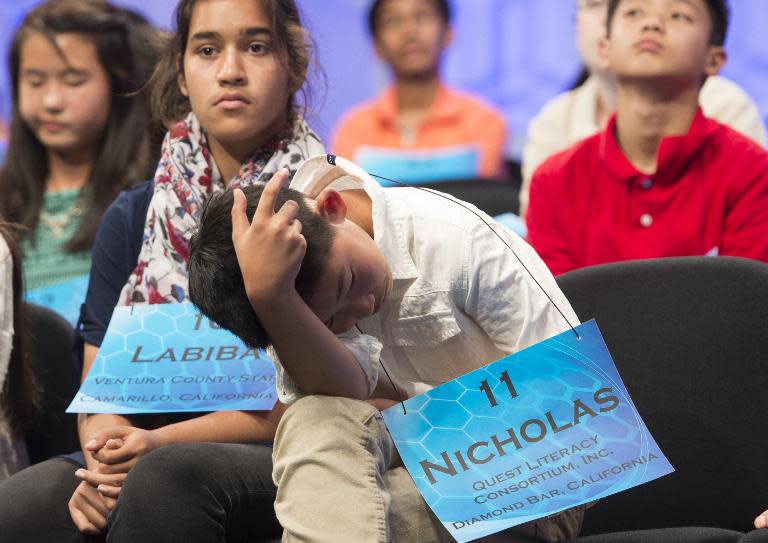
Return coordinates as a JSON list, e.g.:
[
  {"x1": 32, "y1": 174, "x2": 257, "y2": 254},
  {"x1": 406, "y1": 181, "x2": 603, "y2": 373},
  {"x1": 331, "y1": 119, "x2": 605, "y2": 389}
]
[
  {"x1": 78, "y1": 180, "x2": 153, "y2": 347},
  {"x1": 75, "y1": 179, "x2": 207, "y2": 424}
]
